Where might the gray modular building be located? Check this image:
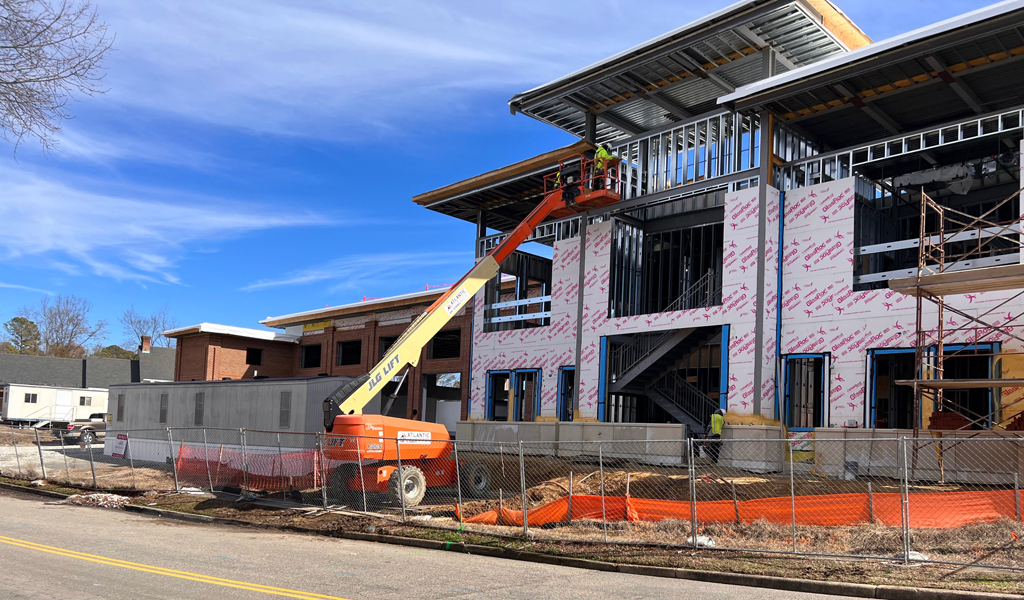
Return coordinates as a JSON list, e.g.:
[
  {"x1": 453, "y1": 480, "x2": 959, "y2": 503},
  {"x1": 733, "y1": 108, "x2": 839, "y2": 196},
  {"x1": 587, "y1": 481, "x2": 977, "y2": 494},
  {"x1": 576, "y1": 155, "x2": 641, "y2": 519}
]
[{"x1": 109, "y1": 376, "x2": 354, "y2": 433}]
